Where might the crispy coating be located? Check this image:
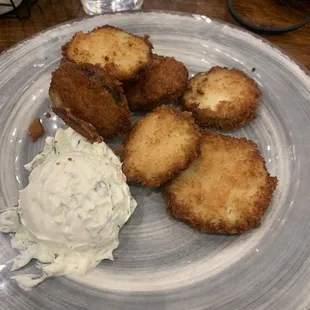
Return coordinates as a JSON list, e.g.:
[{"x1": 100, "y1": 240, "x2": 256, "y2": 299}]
[
  {"x1": 164, "y1": 131, "x2": 278, "y2": 234},
  {"x1": 62, "y1": 25, "x2": 152, "y2": 81},
  {"x1": 52, "y1": 107, "x2": 102, "y2": 144},
  {"x1": 122, "y1": 106, "x2": 201, "y2": 187},
  {"x1": 181, "y1": 66, "x2": 261, "y2": 130},
  {"x1": 49, "y1": 59, "x2": 131, "y2": 139},
  {"x1": 124, "y1": 54, "x2": 188, "y2": 111},
  {"x1": 28, "y1": 117, "x2": 44, "y2": 142}
]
